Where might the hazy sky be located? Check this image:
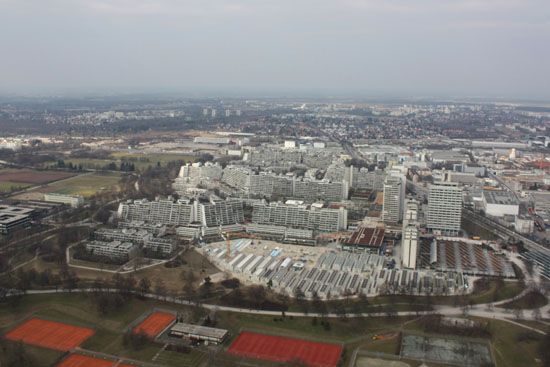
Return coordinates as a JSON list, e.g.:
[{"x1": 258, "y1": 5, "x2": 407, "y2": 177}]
[{"x1": 0, "y1": 0, "x2": 549, "y2": 98}]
